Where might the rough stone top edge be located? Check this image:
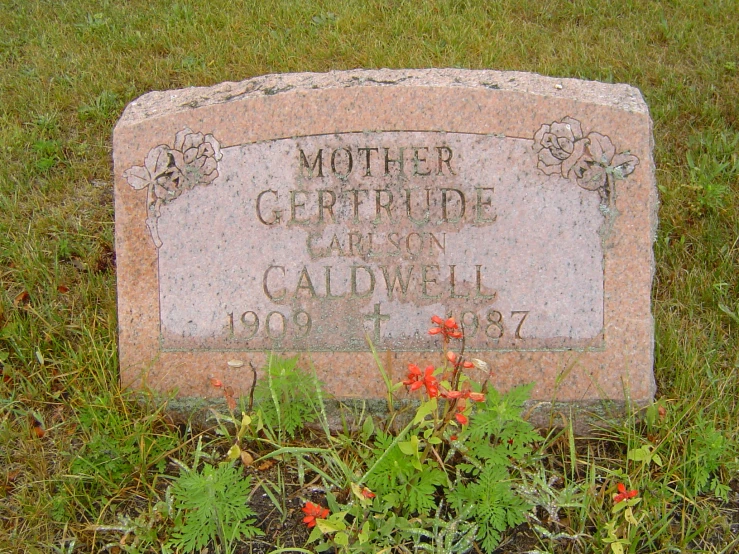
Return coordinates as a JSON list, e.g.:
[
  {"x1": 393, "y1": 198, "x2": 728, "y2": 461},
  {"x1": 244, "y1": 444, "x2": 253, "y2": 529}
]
[{"x1": 116, "y1": 68, "x2": 648, "y2": 129}]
